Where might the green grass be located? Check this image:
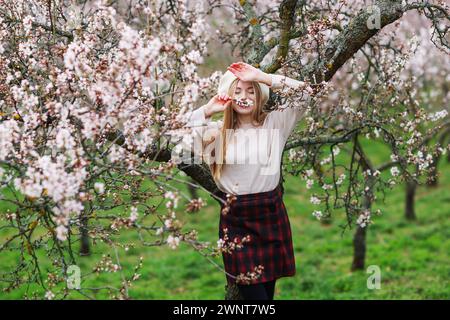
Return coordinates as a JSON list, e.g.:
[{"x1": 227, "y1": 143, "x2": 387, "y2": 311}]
[{"x1": 0, "y1": 142, "x2": 449, "y2": 300}]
